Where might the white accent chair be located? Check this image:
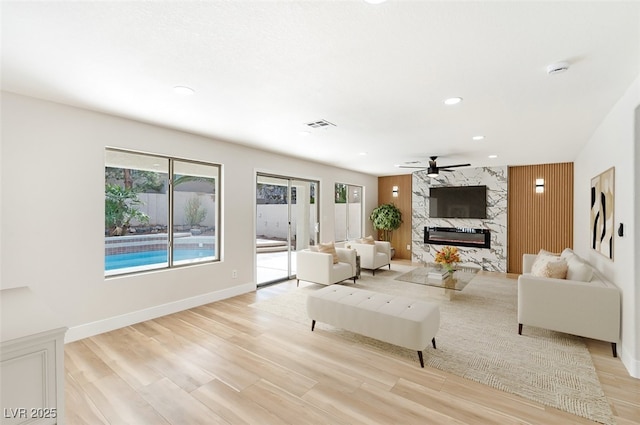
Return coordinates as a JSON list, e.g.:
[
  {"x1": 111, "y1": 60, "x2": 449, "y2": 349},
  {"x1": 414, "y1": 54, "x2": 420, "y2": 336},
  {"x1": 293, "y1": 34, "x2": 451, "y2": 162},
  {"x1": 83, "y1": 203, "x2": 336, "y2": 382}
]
[
  {"x1": 349, "y1": 240, "x2": 391, "y2": 275},
  {"x1": 296, "y1": 247, "x2": 357, "y2": 286}
]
